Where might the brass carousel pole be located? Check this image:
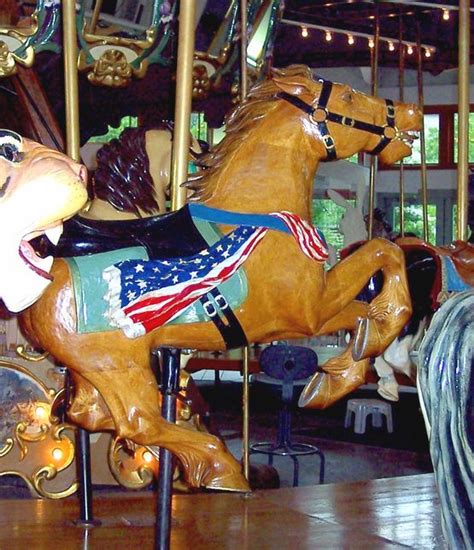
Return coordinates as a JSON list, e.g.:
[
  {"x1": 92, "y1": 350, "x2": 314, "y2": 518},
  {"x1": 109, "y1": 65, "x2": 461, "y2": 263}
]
[
  {"x1": 88, "y1": 0, "x2": 103, "y2": 34},
  {"x1": 457, "y1": 0, "x2": 470, "y2": 241},
  {"x1": 416, "y1": 25, "x2": 429, "y2": 242},
  {"x1": 368, "y1": 4, "x2": 380, "y2": 239},
  {"x1": 170, "y1": 0, "x2": 196, "y2": 210},
  {"x1": 398, "y1": 14, "x2": 406, "y2": 237},
  {"x1": 156, "y1": 3, "x2": 196, "y2": 550},
  {"x1": 63, "y1": 0, "x2": 98, "y2": 527},
  {"x1": 239, "y1": 0, "x2": 250, "y2": 484}
]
